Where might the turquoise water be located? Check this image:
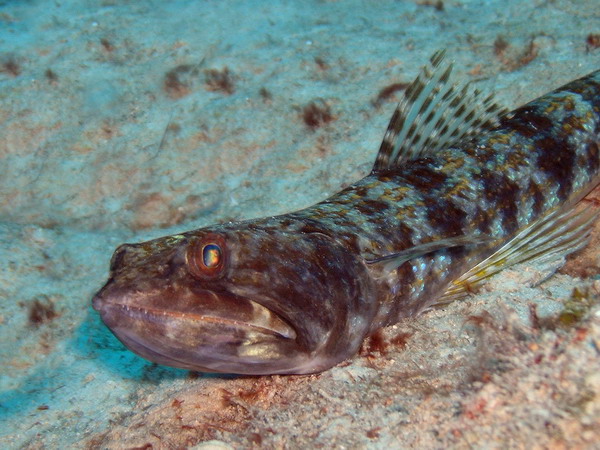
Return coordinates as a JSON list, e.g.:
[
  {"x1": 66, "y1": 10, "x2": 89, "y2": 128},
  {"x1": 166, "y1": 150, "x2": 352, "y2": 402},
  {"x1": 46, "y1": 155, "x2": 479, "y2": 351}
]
[{"x1": 0, "y1": 0, "x2": 598, "y2": 447}]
